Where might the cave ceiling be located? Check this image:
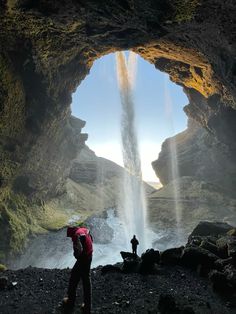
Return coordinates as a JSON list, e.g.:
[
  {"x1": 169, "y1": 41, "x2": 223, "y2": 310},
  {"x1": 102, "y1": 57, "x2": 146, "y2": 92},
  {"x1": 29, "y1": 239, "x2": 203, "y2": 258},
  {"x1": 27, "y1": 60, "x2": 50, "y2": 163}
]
[{"x1": 0, "y1": 0, "x2": 236, "y2": 197}]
